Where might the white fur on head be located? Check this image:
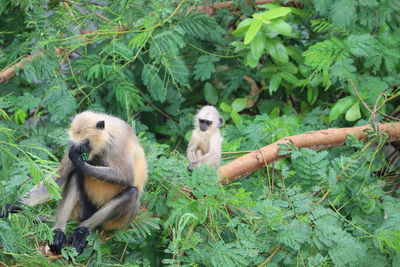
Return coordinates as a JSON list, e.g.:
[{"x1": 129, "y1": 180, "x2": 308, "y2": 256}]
[
  {"x1": 68, "y1": 111, "x2": 109, "y2": 155},
  {"x1": 195, "y1": 105, "x2": 222, "y2": 129}
]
